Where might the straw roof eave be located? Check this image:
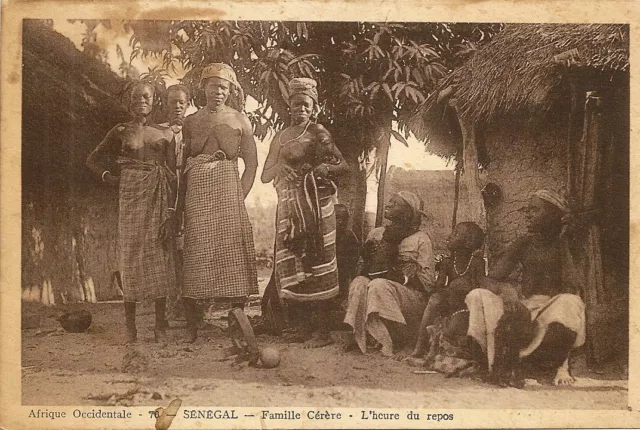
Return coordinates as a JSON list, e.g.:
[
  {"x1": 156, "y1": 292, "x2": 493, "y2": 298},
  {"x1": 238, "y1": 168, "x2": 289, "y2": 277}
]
[{"x1": 407, "y1": 23, "x2": 629, "y2": 157}]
